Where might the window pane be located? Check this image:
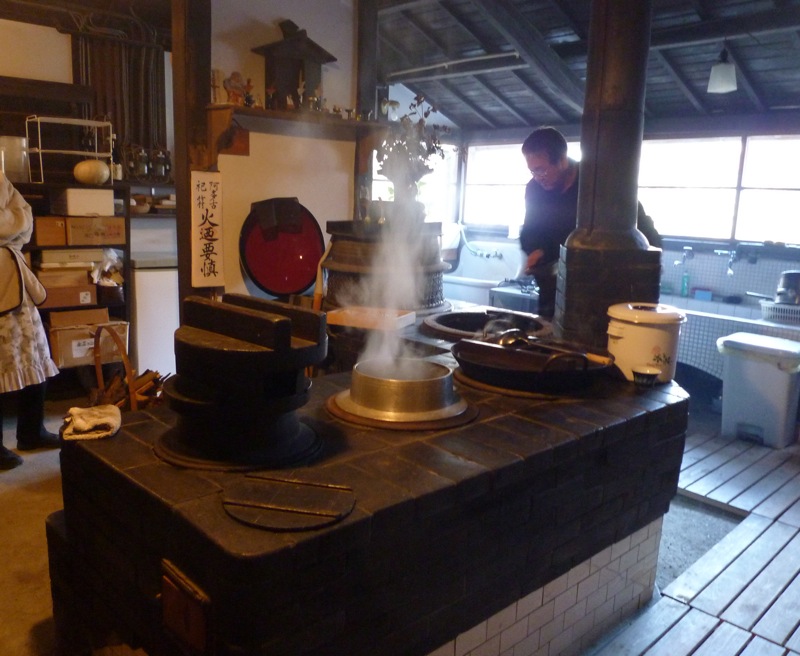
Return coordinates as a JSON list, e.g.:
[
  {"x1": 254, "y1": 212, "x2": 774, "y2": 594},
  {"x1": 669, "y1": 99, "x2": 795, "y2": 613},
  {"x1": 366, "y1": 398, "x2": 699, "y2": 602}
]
[
  {"x1": 371, "y1": 147, "x2": 459, "y2": 224},
  {"x1": 463, "y1": 142, "x2": 580, "y2": 227},
  {"x1": 463, "y1": 185, "x2": 526, "y2": 226},
  {"x1": 637, "y1": 187, "x2": 736, "y2": 239},
  {"x1": 736, "y1": 189, "x2": 800, "y2": 243},
  {"x1": 639, "y1": 138, "x2": 741, "y2": 187},
  {"x1": 418, "y1": 148, "x2": 459, "y2": 223},
  {"x1": 466, "y1": 145, "x2": 530, "y2": 185},
  {"x1": 742, "y1": 136, "x2": 800, "y2": 189}
]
